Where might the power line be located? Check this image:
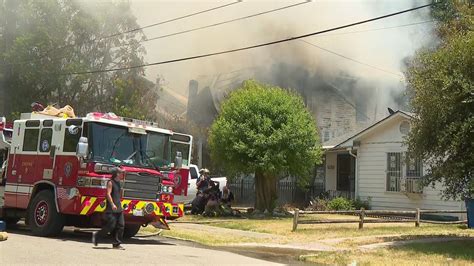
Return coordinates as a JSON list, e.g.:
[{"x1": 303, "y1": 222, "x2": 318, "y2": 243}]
[
  {"x1": 6, "y1": 1, "x2": 243, "y2": 67},
  {"x1": 141, "y1": 0, "x2": 312, "y2": 44},
  {"x1": 64, "y1": 2, "x2": 436, "y2": 76},
  {"x1": 317, "y1": 20, "x2": 435, "y2": 37},
  {"x1": 299, "y1": 39, "x2": 404, "y2": 78},
  {"x1": 104, "y1": 0, "x2": 243, "y2": 39}
]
